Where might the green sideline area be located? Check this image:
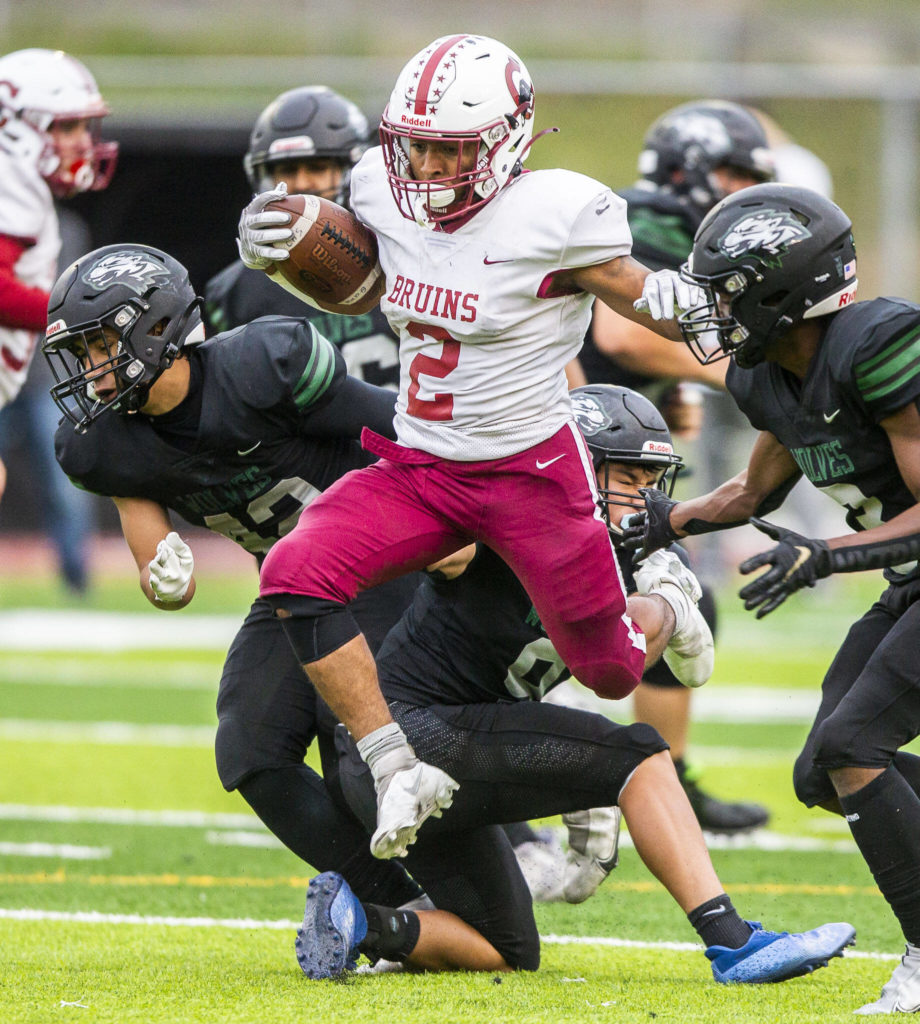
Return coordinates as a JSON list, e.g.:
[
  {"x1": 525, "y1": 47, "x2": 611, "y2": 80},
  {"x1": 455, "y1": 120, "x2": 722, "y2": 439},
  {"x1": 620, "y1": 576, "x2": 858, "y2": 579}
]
[{"x1": 0, "y1": 570, "x2": 908, "y2": 1023}]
